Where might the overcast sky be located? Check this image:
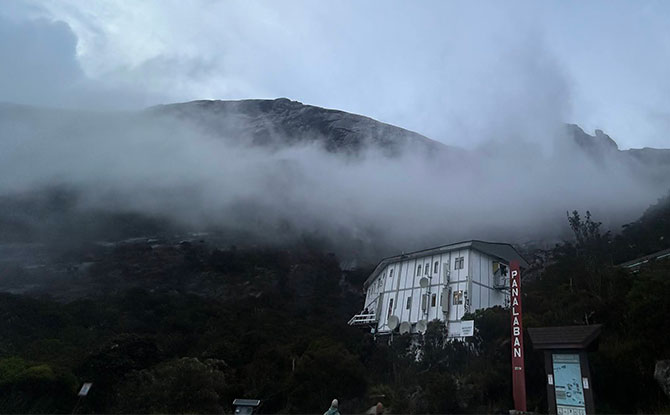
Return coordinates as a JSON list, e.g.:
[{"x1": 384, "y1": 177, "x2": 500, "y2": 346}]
[{"x1": 2, "y1": 0, "x2": 670, "y2": 149}]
